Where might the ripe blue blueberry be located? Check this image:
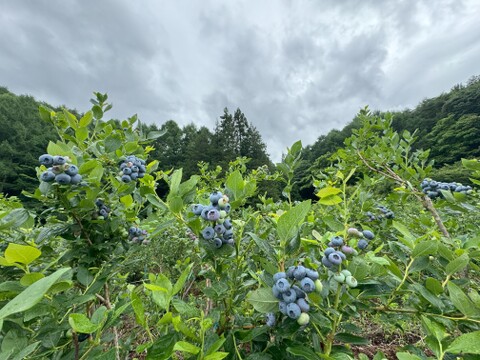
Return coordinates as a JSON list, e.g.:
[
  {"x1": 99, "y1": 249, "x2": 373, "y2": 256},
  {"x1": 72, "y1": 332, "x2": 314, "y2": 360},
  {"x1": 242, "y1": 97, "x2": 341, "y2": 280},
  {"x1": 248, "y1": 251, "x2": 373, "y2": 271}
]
[
  {"x1": 192, "y1": 204, "x2": 204, "y2": 215},
  {"x1": 40, "y1": 171, "x2": 55, "y2": 182},
  {"x1": 279, "y1": 302, "x2": 288, "y2": 315},
  {"x1": 209, "y1": 191, "x2": 223, "y2": 204},
  {"x1": 306, "y1": 269, "x2": 319, "y2": 280},
  {"x1": 363, "y1": 230, "x2": 374, "y2": 240},
  {"x1": 358, "y1": 239, "x2": 369, "y2": 250},
  {"x1": 324, "y1": 247, "x2": 336, "y2": 257},
  {"x1": 286, "y1": 266, "x2": 296, "y2": 279},
  {"x1": 272, "y1": 285, "x2": 283, "y2": 300},
  {"x1": 123, "y1": 167, "x2": 132, "y2": 175},
  {"x1": 292, "y1": 285, "x2": 306, "y2": 299},
  {"x1": 300, "y1": 277, "x2": 315, "y2": 293},
  {"x1": 275, "y1": 278, "x2": 290, "y2": 293},
  {"x1": 293, "y1": 266, "x2": 307, "y2": 280},
  {"x1": 296, "y1": 298, "x2": 310, "y2": 312},
  {"x1": 121, "y1": 174, "x2": 132, "y2": 183},
  {"x1": 213, "y1": 238, "x2": 223, "y2": 248},
  {"x1": 65, "y1": 165, "x2": 79, "y2": 176},
  {"x1": 282, "y1": 289, "x2": 297, "y2": 303},
  {"x1": 341, "y1": 245, "x2": 354, "y2": 254},
  {"x1": 214, "y1": 224, "x2": 226, "y2": 234},
  {"x1": 223, "y1": 229, "x2": 233, "y2": 240},
  {"x1": 321, "y1": 256, "x2": 333, "y2": 268},
  {"x1": 331, "y1": 236, "x2": 344, "y2": 247},
  {"x1": 273, "y1": 272, "x2": 286, "y2": 283},
  {"x1": 130, "y1": 172, "x2": 139, "y2": 180},
  {"x1": 53, "y1": 156, "x2": 66, "y2": 165},
  {"x1": 207, "y1": 209, "x2": 220, "y2": 221},
  {"x1": 39, "y1": 154, "x2": 54, "y2": 166},
  {"x1": 223, "y1": 219, "x2": 232, "y2": 229},
  {"x1": 328, "y1": 252, "x2": 343, "y2": 265},
  {"x1": 55, "y1": 173, "x2": 71, "y2": 185},
  {"x1": 202, "y1": 227, "x2": 215, "y2": 240},
  {"x1": 265, "y1": 312, "x2": 276, "y2": 327},
  {"x1": 286, "y1": 303, "x2": 301, "y2": 319}
]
